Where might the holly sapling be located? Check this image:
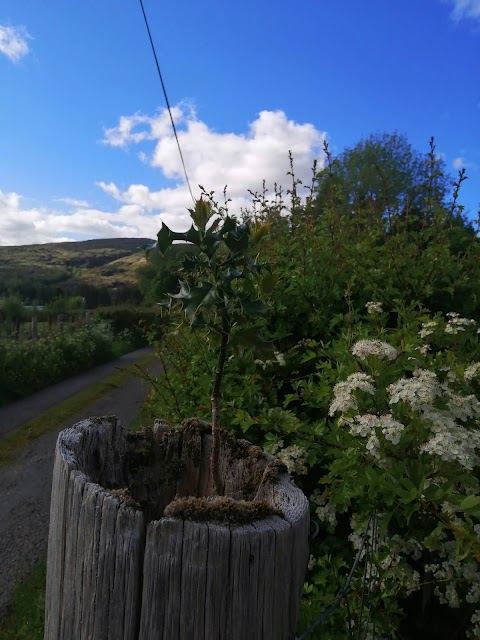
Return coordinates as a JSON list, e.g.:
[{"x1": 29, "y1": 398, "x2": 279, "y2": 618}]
[{"x1": 150, "y1": 197, "x2": 275, "y2": 495}]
